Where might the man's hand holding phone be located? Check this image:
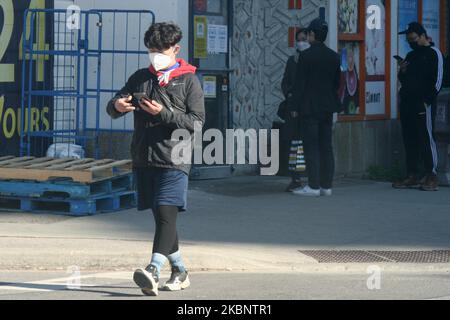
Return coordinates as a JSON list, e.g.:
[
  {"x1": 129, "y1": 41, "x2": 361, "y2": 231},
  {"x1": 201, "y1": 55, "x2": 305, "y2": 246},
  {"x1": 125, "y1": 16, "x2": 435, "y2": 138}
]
[
  {"x1": 114, "y1": 95, "x2": 135, "y2": 113},
  {"x1": 130, "y1": 92, "x2": 163, "y2": 115},
  {"x1": 394, "y1": 55, "x2": 409, "y2": 73},
  {"x1": 139, "y1": 97, "x2": 163, "y2": 116}
]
